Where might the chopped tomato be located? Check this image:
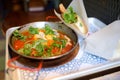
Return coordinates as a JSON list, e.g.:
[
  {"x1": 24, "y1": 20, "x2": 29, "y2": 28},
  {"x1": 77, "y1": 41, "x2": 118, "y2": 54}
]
[
  {"x1": 47, "y1": 40, "x2": 54, "y2": 46},
  {"x1": 22, "y1": 31, "x2": 34, "y2": 41},
  {"x1": 61, "y1": 44, "x2": 73, "y2": 54},
  {"x1": 22, "y1": 31, "x2": 29, "y2": 36},
  {"x1": 52, "y1": 47, "x2": 59, "y2": 53},
  {"x1": 14, "y1": 40, "x2": 24, "y2": 50}
]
